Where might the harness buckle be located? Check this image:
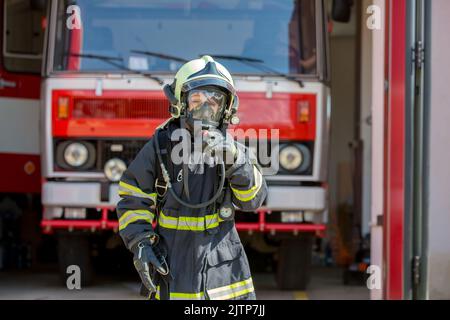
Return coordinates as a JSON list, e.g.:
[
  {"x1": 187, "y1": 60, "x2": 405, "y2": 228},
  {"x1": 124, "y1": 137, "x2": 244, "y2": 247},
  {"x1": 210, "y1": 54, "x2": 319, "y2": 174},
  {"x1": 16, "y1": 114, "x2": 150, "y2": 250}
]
[{"x1": 155, "y1": 178, "x2": 168, "y2": 198}]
